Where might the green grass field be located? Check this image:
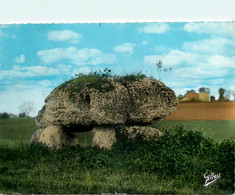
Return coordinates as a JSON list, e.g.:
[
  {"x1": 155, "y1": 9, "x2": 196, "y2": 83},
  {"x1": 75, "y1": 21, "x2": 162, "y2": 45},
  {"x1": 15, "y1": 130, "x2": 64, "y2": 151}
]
[
  {"x1": 0, "y1": 118, "x2": 93, "y2": 147},
  {"x1": 1, "y1": 118, "x2": 234, "y2": 146},
  {"x1": 154, "y1": 120, "x2": 235, "y2": 142},
  {"x1": 0, "y1": 118, "x2": 234, "y2": 194},
  {"x1": 0, "y1": 118, "x2": 37, "y2": 146}
]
